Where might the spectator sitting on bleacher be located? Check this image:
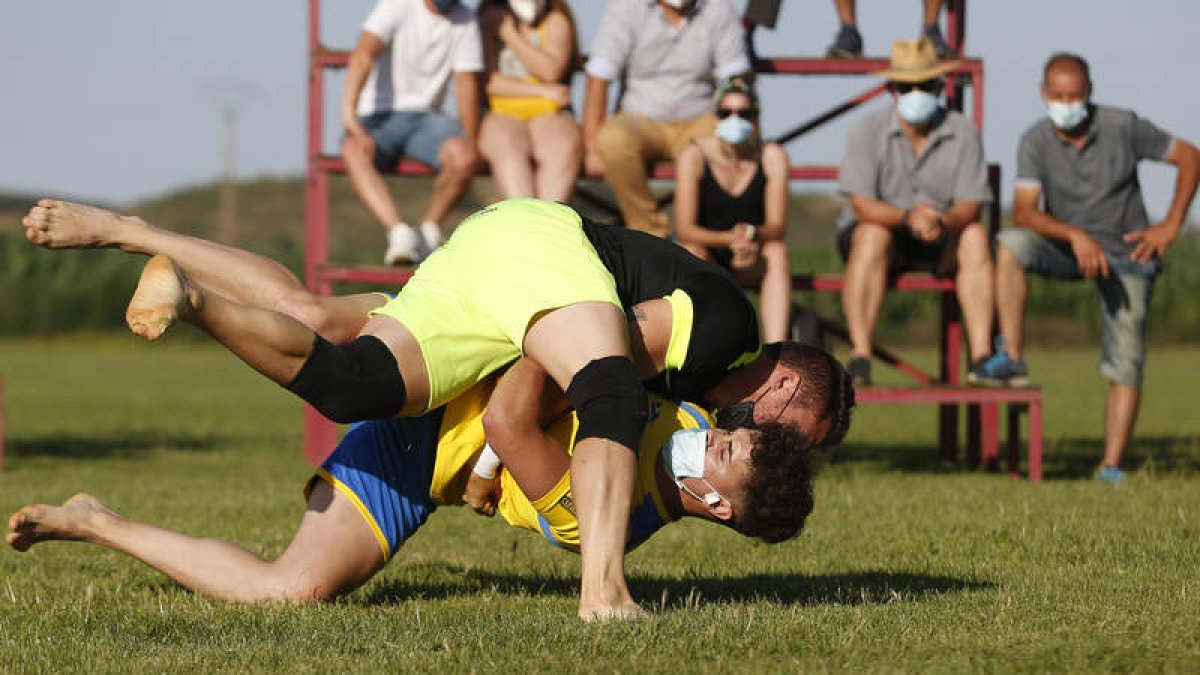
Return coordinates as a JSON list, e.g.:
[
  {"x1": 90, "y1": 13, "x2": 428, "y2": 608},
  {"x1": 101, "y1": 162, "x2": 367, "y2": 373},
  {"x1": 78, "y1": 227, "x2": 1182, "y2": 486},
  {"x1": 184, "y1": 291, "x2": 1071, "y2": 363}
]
[
  {"x1": 675, "y1": 79, "x2": 792, "y2": 343},
  {"x1": 980, "y1": 53, "x2": 1200, "y2": 483},
  {"x1": 477, "y1": 0, "x2": 581, "y2": 202},
  {"x1": 582, "y1": 0, "x2": 751, "y2": 238},
  {"x1": 826, "y1": 0, "x2": 953, "y2": 60},
  {"x1": 837, "y1": 37, "x2": 995, "y2": 387},
  {"x1": 341, "y1": 0, "x2": 483, "y2": 266}
]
